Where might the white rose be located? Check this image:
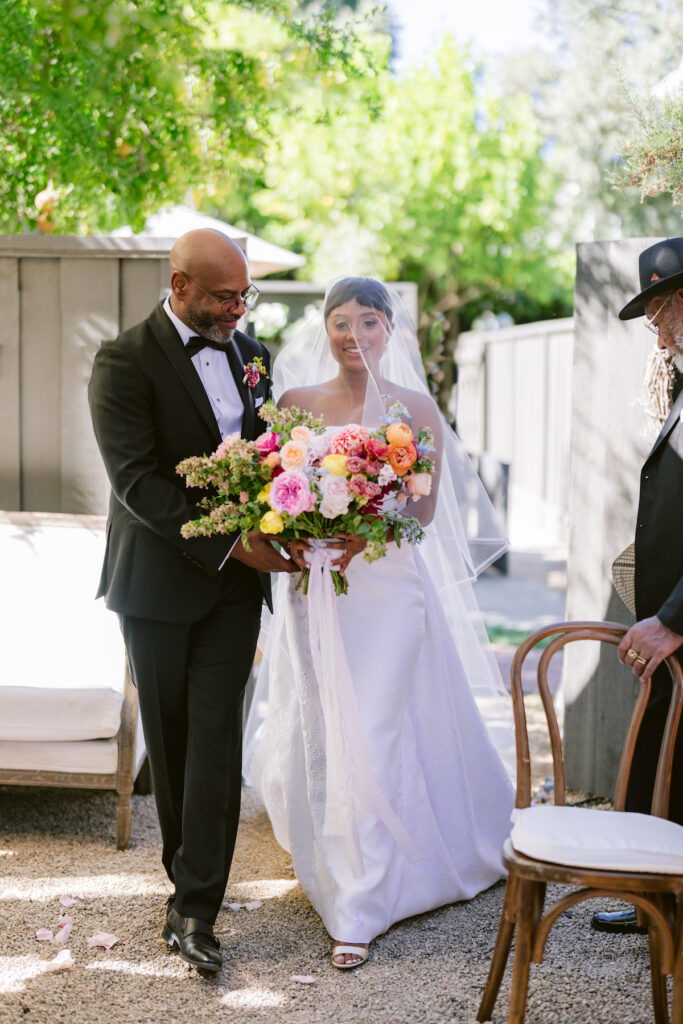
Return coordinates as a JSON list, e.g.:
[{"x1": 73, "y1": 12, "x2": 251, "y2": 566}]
[{"x1": 319, "y1": 475, "x2": 352, "y2": 519}]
